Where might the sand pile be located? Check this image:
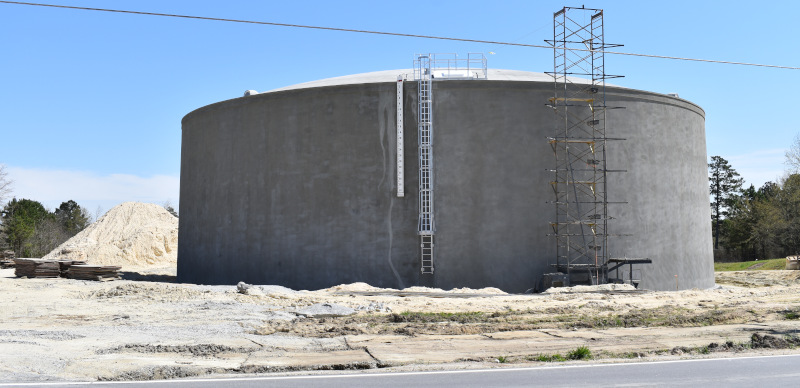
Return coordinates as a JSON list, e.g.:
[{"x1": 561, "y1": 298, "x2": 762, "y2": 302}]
[
  {"x1": 43, "y1": 202, "x2": 178, "y2": 268},
  {"x1": 322, "y1": 282, "x2": 508, "y2": 295}
]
